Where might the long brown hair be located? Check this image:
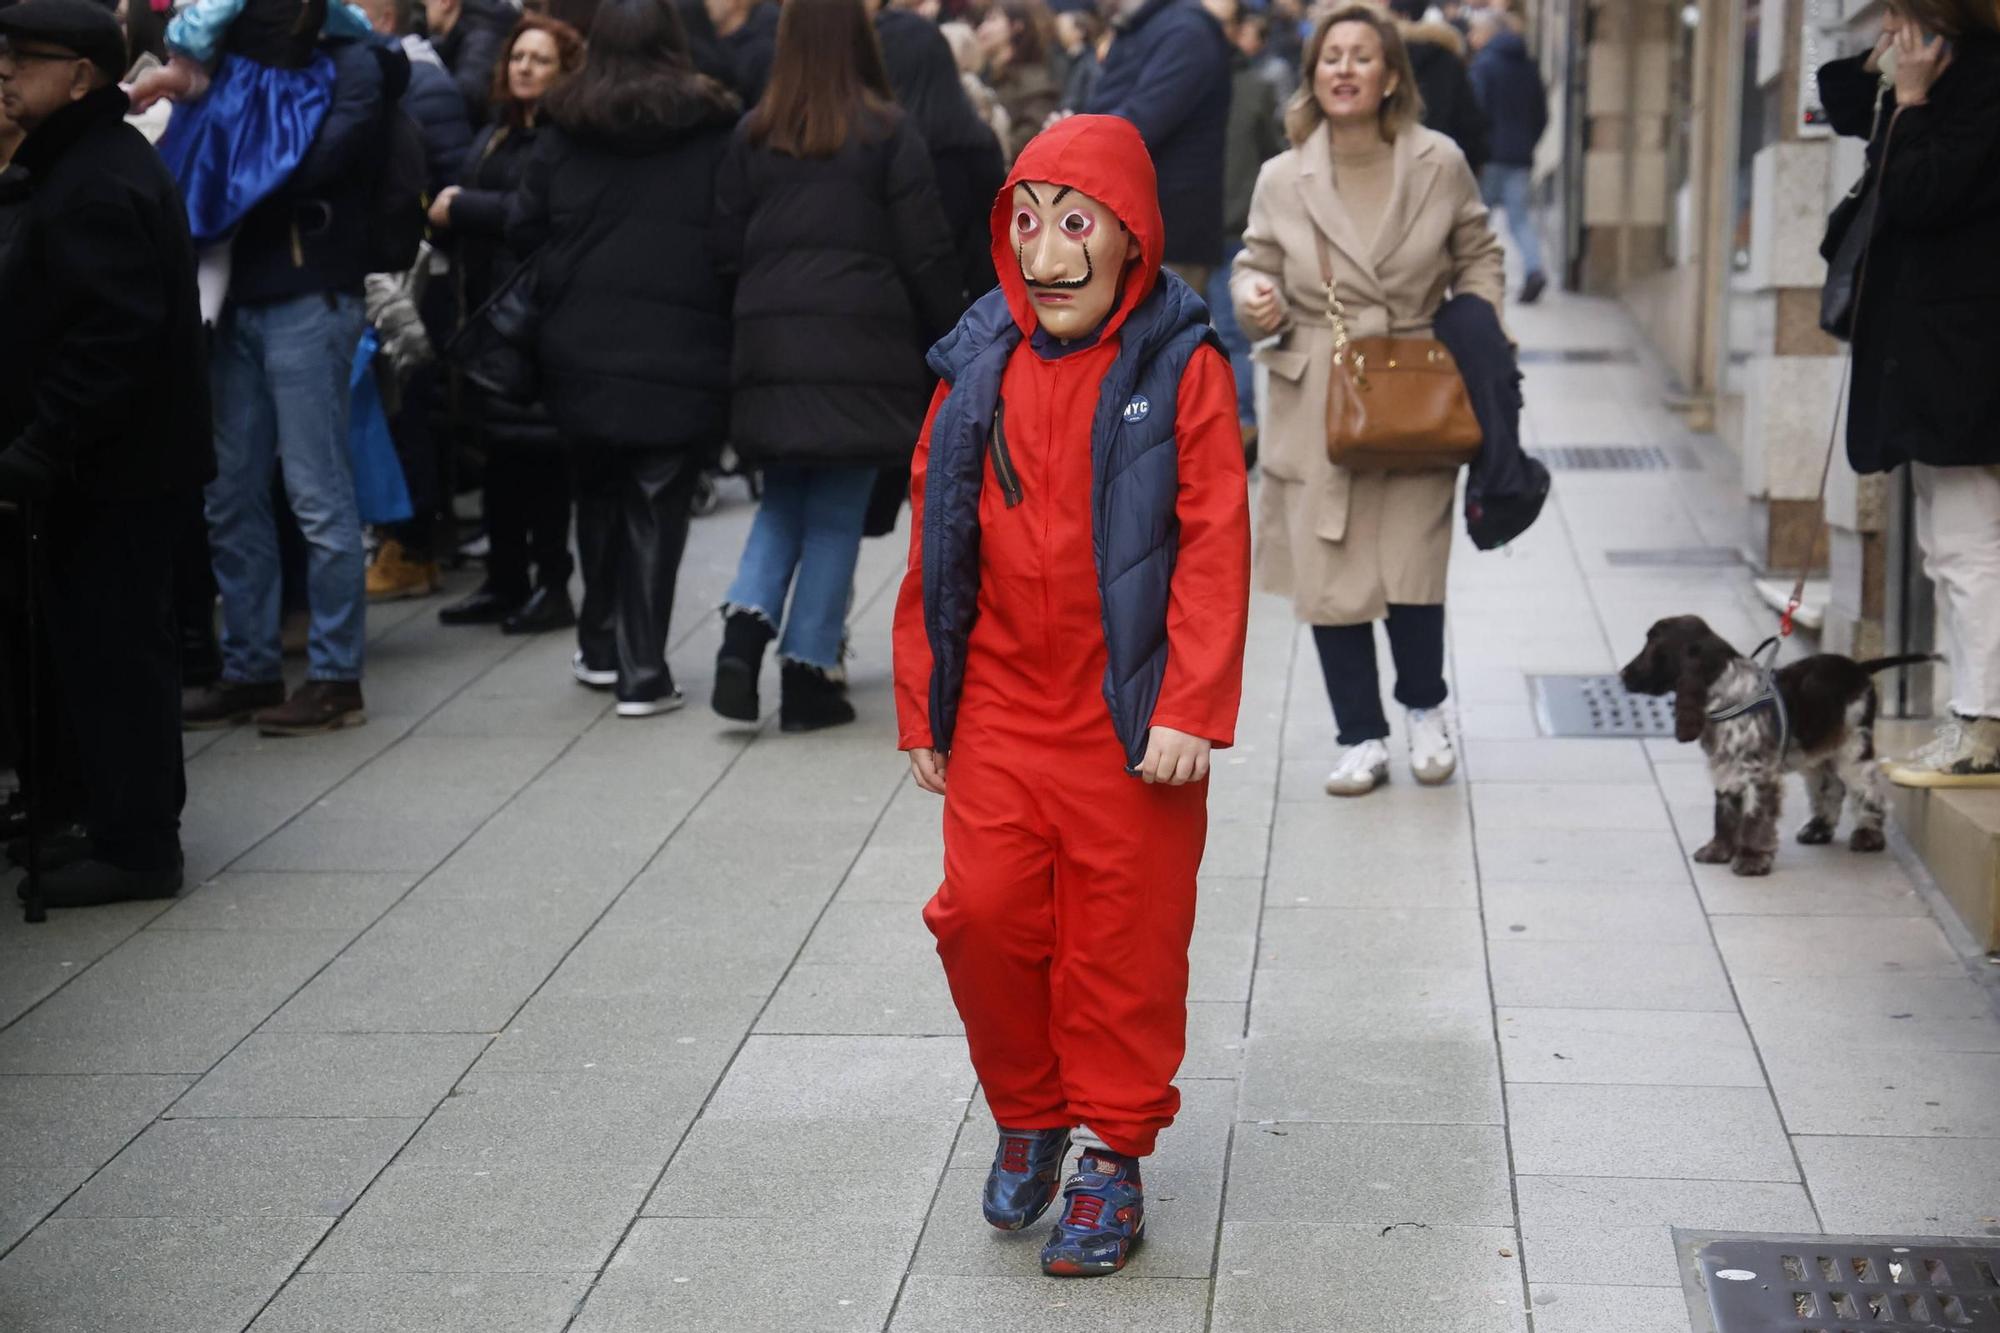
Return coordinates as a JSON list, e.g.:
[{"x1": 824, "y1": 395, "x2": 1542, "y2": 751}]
[
  {"x1": 1890, "y1": 0, "x2": 2000, "y2": 38},
  {"x1": 544, "y1": 0, "x2": 737, "y2": 140},
  {"x1": 745, "y1": 0, "x2": 898, "y2": 158},
  {"x1": 1284, "y1": 3, "x2": 1425, "y2": 146},
  {"x1": 489, "y1": 13, "x2": 586, "y2": 130}
]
